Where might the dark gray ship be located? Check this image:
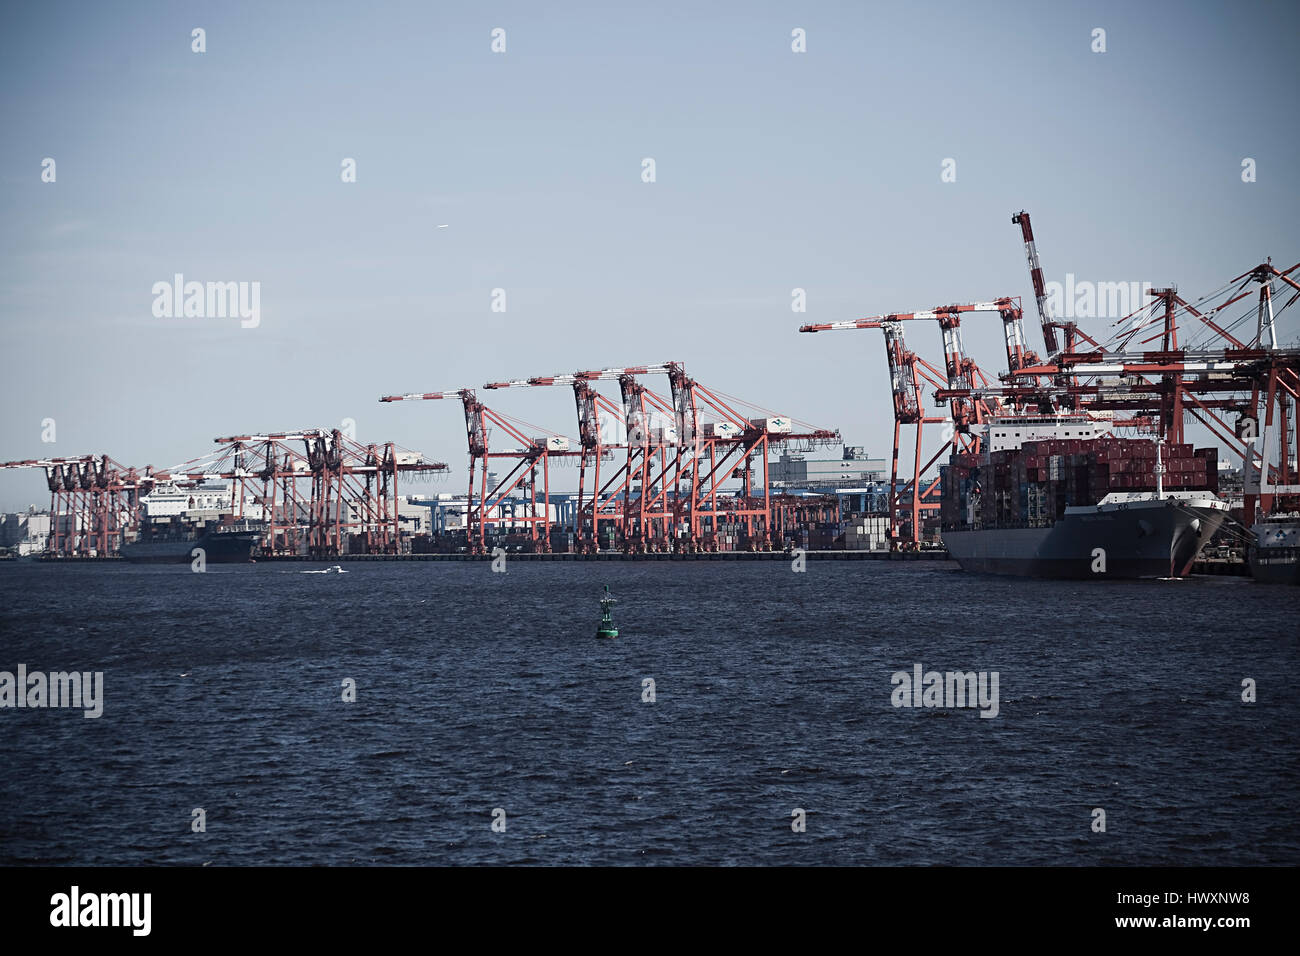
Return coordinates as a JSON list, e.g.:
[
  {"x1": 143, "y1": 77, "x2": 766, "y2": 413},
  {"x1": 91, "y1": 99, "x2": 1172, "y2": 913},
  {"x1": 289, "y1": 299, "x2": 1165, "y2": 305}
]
[
  {"x1": 940, "y1": 414, "x2": 1229, "y2": 579},
  {"x1": 119, "y1": 525, "x2": 261, "y2": 564},
  {"x1": 1248, "y1": 515, "x2": 1300, "y2": 585},
  {"x1": 943, "y1": 491, "x2": 1230, "y2": 579}
]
